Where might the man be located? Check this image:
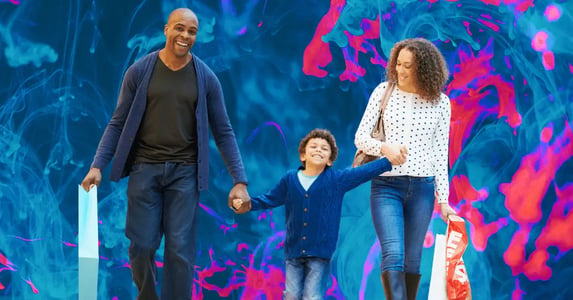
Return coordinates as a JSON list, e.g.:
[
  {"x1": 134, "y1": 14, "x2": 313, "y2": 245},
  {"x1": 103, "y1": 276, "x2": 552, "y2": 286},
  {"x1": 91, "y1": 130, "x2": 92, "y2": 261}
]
[{"x1": 81, "y1": 8, "x2": 251, "y2": 299}]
